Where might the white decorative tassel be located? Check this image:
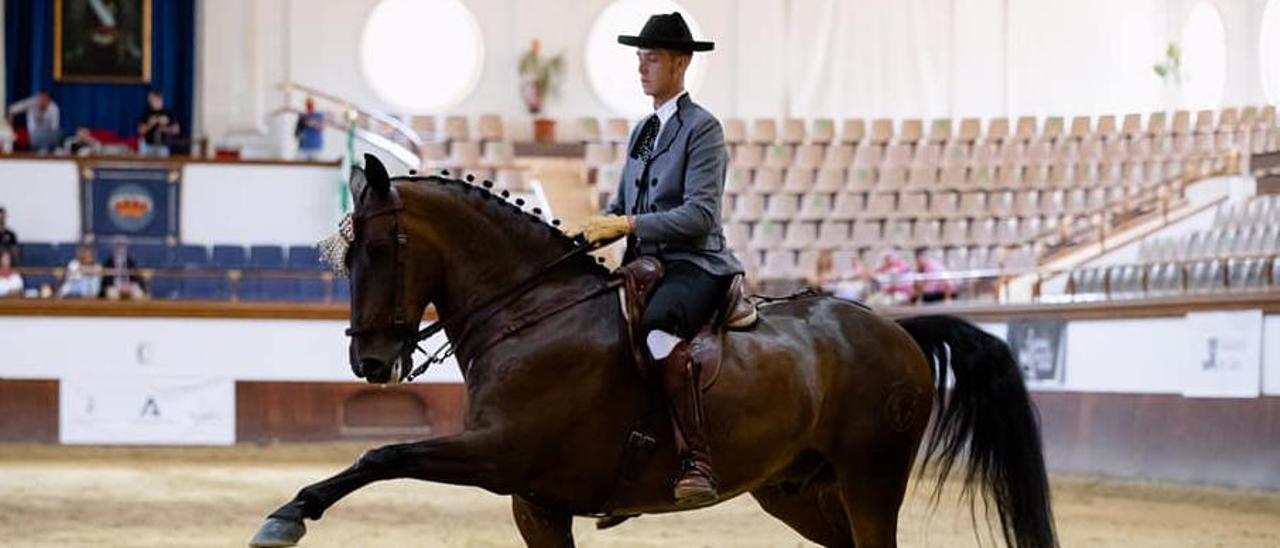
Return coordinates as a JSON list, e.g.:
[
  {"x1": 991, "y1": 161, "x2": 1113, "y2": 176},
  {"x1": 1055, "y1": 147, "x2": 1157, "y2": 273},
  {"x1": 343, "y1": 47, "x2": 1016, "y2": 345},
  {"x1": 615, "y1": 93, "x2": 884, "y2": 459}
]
[{"x1": 318, "y1": 213, "x2": 354, "y2": 276}]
